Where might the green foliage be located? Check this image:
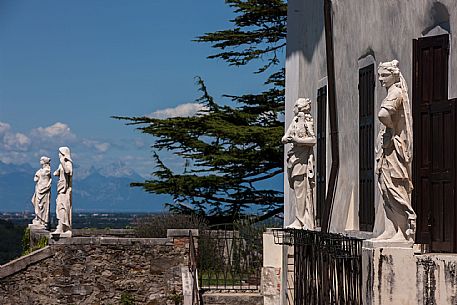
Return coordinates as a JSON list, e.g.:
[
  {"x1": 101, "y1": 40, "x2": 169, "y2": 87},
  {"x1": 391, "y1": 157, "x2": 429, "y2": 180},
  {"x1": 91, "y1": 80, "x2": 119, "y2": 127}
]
[
  {"x1": 195, "y1": 0, "x2": 287, "y2": 72},
  {"x1": 22, "y1": 228, "x2": 48, "y2": 256},
  {"x1": 120, "y1": 292, "x2": 135, "y2": 305},
  {"x1": 115, "y1": 0, "x2": 287, "y2": 224},
  {"x1": 134, "y1": 213, "x2": 208, "y2": 238},
  {"x1": 0, "y1": 219, "x2": 24, "y2": 264},
  {"x1": 22, "y1": 227, "x2": 31, "y2": 254}
]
